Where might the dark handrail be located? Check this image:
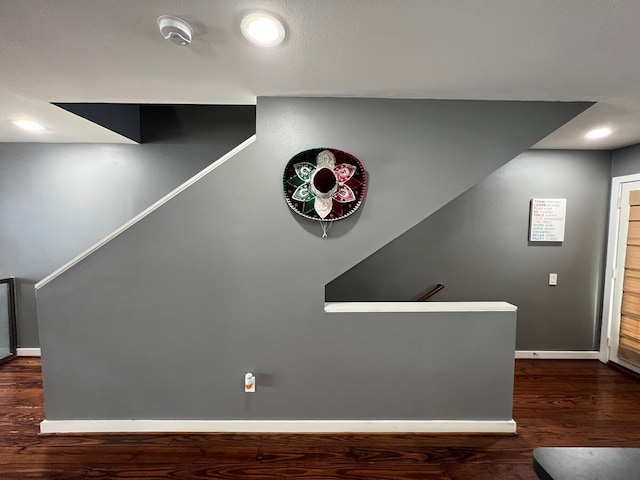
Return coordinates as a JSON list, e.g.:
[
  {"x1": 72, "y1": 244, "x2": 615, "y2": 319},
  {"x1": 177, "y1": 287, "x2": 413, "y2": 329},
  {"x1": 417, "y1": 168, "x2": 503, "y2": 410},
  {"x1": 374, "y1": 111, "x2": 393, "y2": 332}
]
[{"x1": 417, "y1": 284, "x2": 445, "y2": 302}]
